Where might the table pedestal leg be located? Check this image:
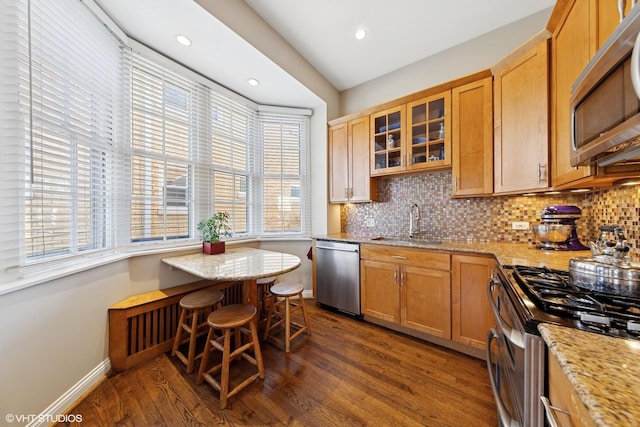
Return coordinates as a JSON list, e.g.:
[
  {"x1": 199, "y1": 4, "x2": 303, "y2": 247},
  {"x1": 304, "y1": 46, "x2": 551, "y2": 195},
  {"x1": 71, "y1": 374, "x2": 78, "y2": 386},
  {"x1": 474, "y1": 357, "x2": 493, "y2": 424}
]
[{"x1": 242, "y1": 278, "x2": 258, "y2": 309}]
